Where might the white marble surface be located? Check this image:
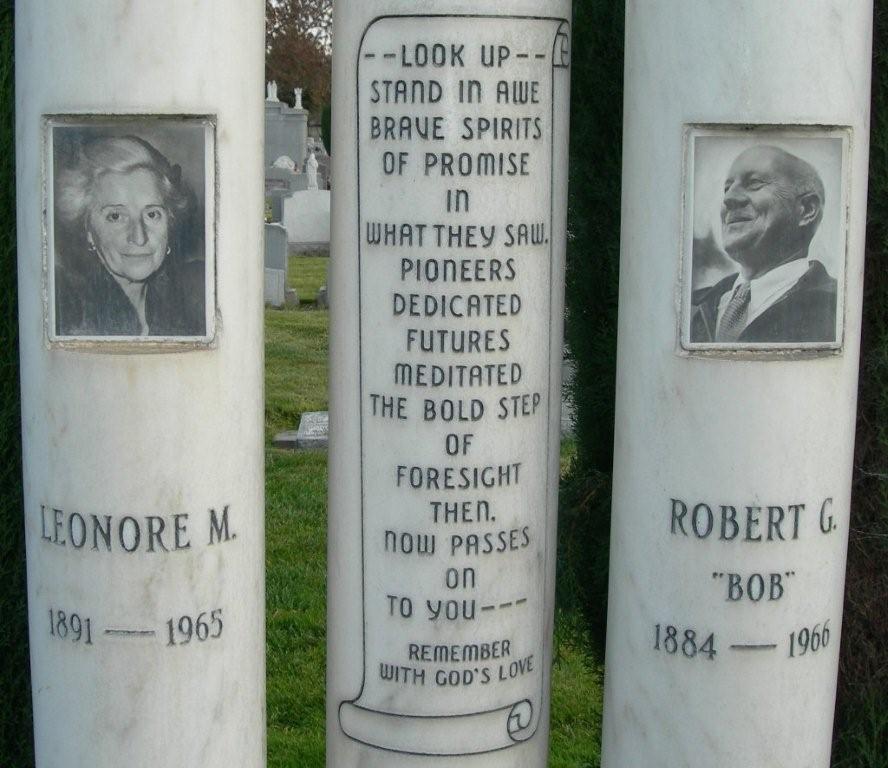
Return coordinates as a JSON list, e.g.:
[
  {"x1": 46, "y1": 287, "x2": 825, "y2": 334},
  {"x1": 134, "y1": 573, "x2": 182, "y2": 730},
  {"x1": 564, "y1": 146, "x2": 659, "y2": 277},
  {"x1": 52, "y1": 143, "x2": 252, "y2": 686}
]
[
  {"x1": 16, "y1": 2, "x2": 267, "y2": 765},
  {"x1": 283, "y1": 189, "x2": 331, "y2": 248},
  {"x1": 326, "y1": 1, "x2": 571, "y2": 765},
  {"x1": 602, "y1": 3, "x2": 873, "y2": 766}
]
